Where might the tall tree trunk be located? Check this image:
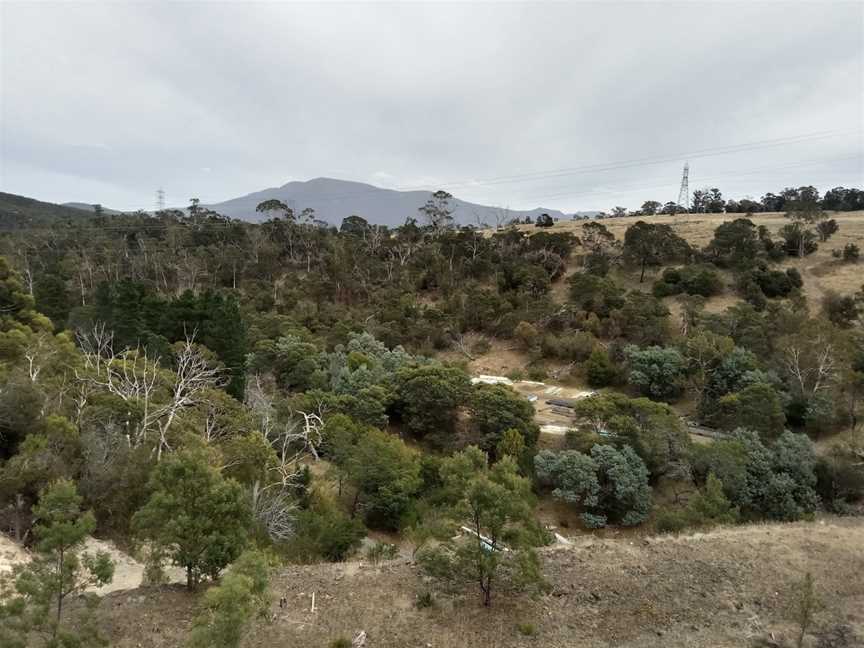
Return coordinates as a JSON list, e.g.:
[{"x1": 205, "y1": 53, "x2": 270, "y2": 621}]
[{"x1": 54, "y1": 547, "x2": 64, "y2": 637}]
